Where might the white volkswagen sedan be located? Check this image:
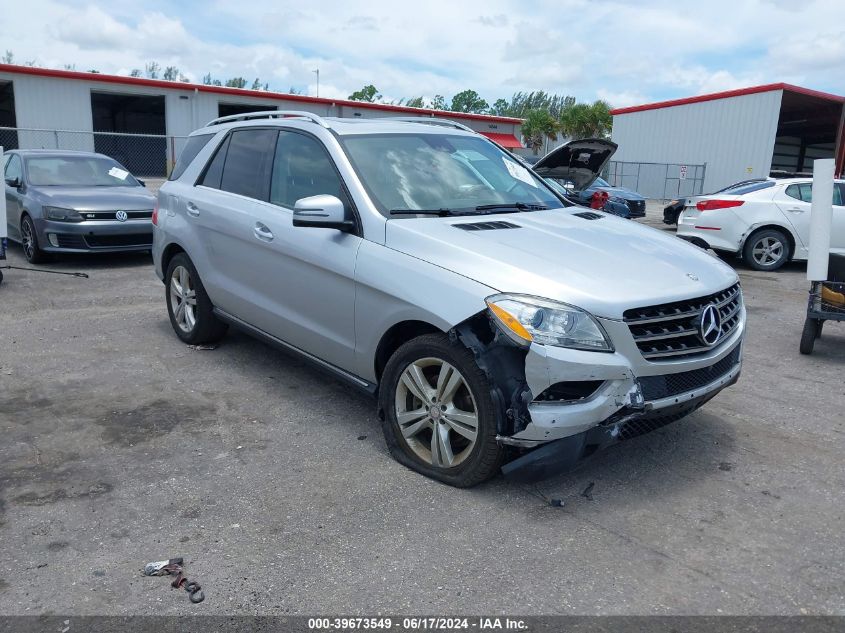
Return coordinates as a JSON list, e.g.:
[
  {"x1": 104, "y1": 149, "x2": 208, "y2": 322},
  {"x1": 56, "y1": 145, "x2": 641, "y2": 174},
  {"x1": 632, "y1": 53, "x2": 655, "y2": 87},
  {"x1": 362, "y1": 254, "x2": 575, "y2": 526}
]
[{"x1": 677, "y1": 178, "x2": 845, "y2": 271}]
